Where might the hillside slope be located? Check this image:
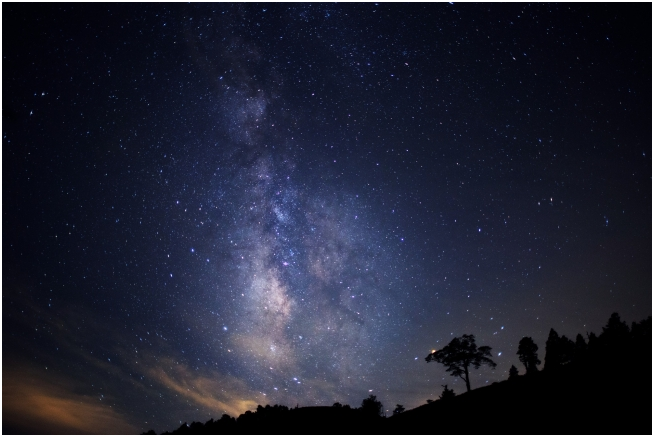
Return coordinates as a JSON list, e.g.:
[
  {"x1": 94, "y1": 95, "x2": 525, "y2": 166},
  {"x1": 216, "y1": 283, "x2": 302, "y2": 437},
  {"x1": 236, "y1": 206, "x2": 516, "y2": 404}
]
[{"x1": 388, "y1": 348, "x2": 651, "y2": 434}]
